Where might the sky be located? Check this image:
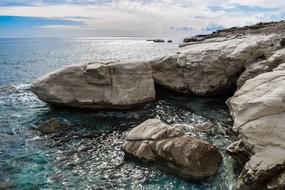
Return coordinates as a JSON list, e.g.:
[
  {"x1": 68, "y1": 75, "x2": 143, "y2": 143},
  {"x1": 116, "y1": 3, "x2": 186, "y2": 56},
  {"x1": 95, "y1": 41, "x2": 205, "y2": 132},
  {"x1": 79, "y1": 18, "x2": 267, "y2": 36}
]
[{"x1": 0, "y1": 0, "x2": 285, "y2": 38}]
